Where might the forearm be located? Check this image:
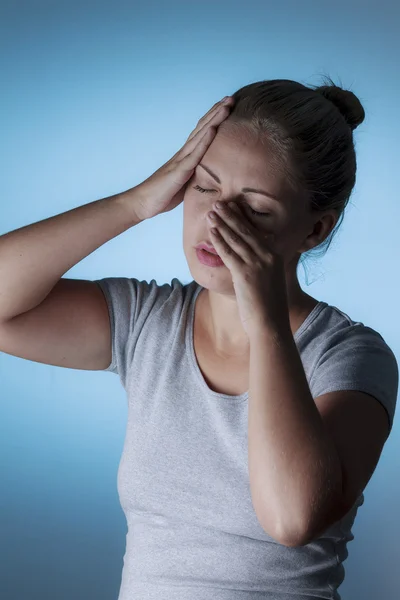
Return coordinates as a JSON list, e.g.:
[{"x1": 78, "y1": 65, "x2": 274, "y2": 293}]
[
  {"x1": 0, "y1": 187, "x2": 144, "y2": 321},
  {"x1": 247, "y1": 322, "x2": 343, "y2": 545}
]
